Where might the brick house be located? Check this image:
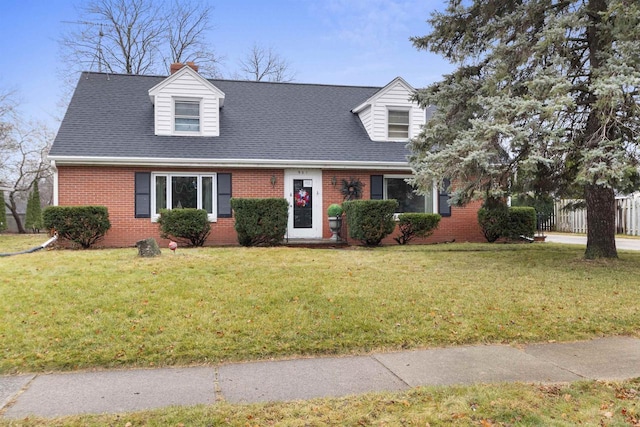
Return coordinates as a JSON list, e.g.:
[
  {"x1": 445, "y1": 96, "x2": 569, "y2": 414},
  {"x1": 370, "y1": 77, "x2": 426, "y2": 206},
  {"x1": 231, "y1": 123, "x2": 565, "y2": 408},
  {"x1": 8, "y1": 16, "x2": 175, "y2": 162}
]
[{"x1": 49, "y1": 63, "x2": 483, "y2": 247}]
